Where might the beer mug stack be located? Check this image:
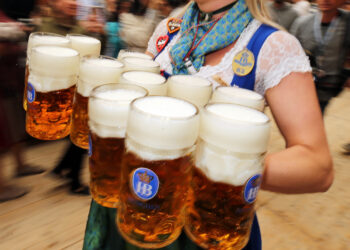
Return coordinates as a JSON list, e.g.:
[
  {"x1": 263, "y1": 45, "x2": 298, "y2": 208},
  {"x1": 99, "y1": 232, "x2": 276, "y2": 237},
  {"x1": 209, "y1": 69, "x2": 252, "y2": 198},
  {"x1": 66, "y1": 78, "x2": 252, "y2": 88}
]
[
  {"x1": 26, "y1": 46, "x2": 79, "y2": 140},
  {"x1": 89, "y1": 83, "x2": 148, "y2": 208},
  {"x1": 119, "y1": 71, "x2": 167, "y2": 95},
  {"x1": 117, "y1": 96, "x2": 200, "y2": 248},
  {"x1": 167, "y1": 75, "x2": 213, "y2": 108},
  {"x1": 70, "y1": 56, "x2": 124, "y2": 148},
  {"x1": 24, "y1": 33, "x2": 70, "y2": 110},
  {"x1": 185, "y1": 103, "x2": 270, "y2": 249},
  {"x1": 210, "y1": 86, "x2": 265, "y2": 111}
]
